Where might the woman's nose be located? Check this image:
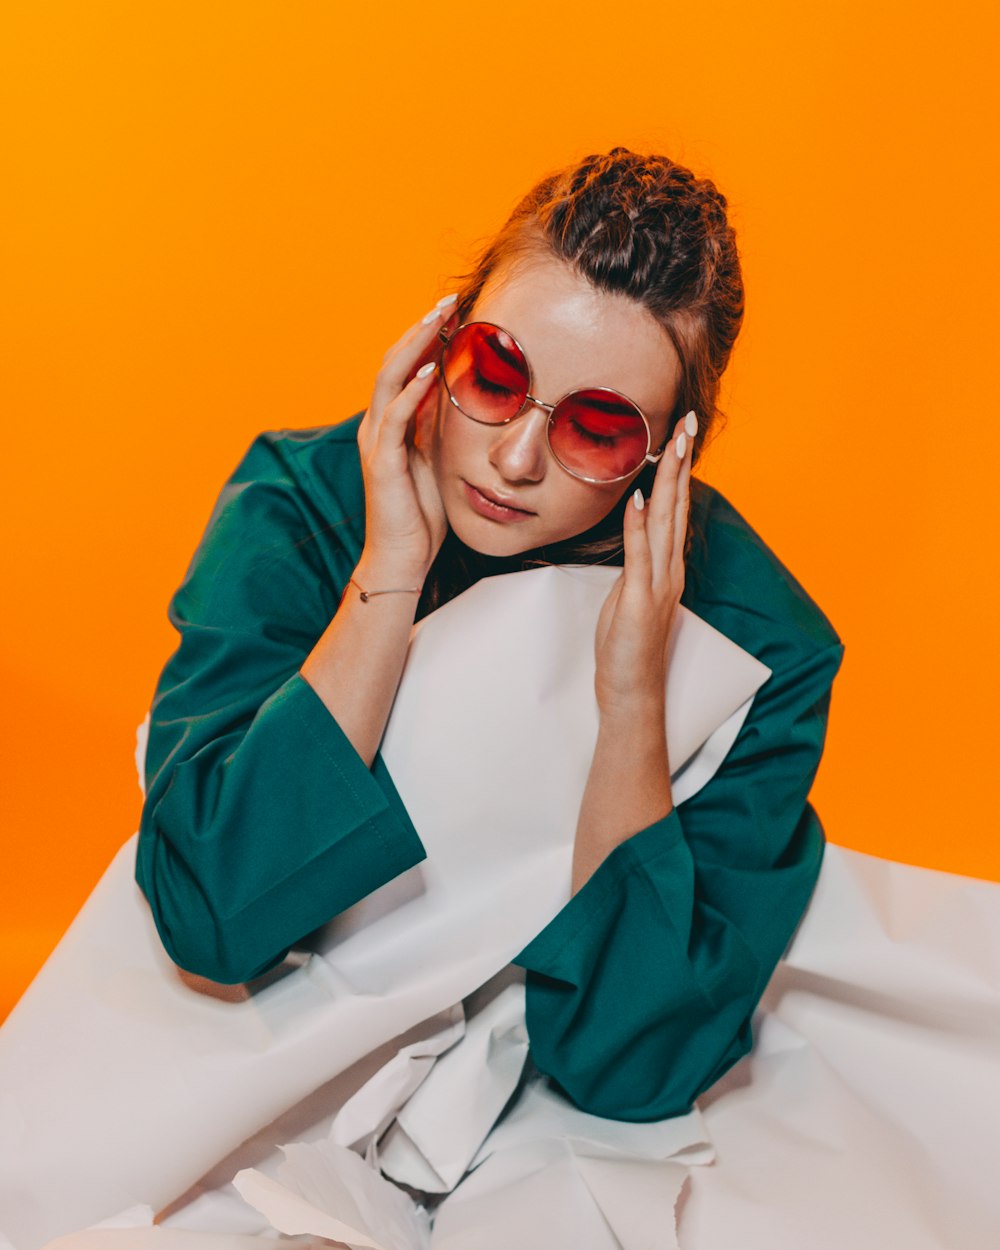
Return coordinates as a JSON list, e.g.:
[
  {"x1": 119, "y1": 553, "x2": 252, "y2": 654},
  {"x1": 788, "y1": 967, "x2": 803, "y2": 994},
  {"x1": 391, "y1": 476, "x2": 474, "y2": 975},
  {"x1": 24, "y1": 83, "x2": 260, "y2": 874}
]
[{"x1": 488, "y1": 402, "x2": 550, "y2": 483}]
